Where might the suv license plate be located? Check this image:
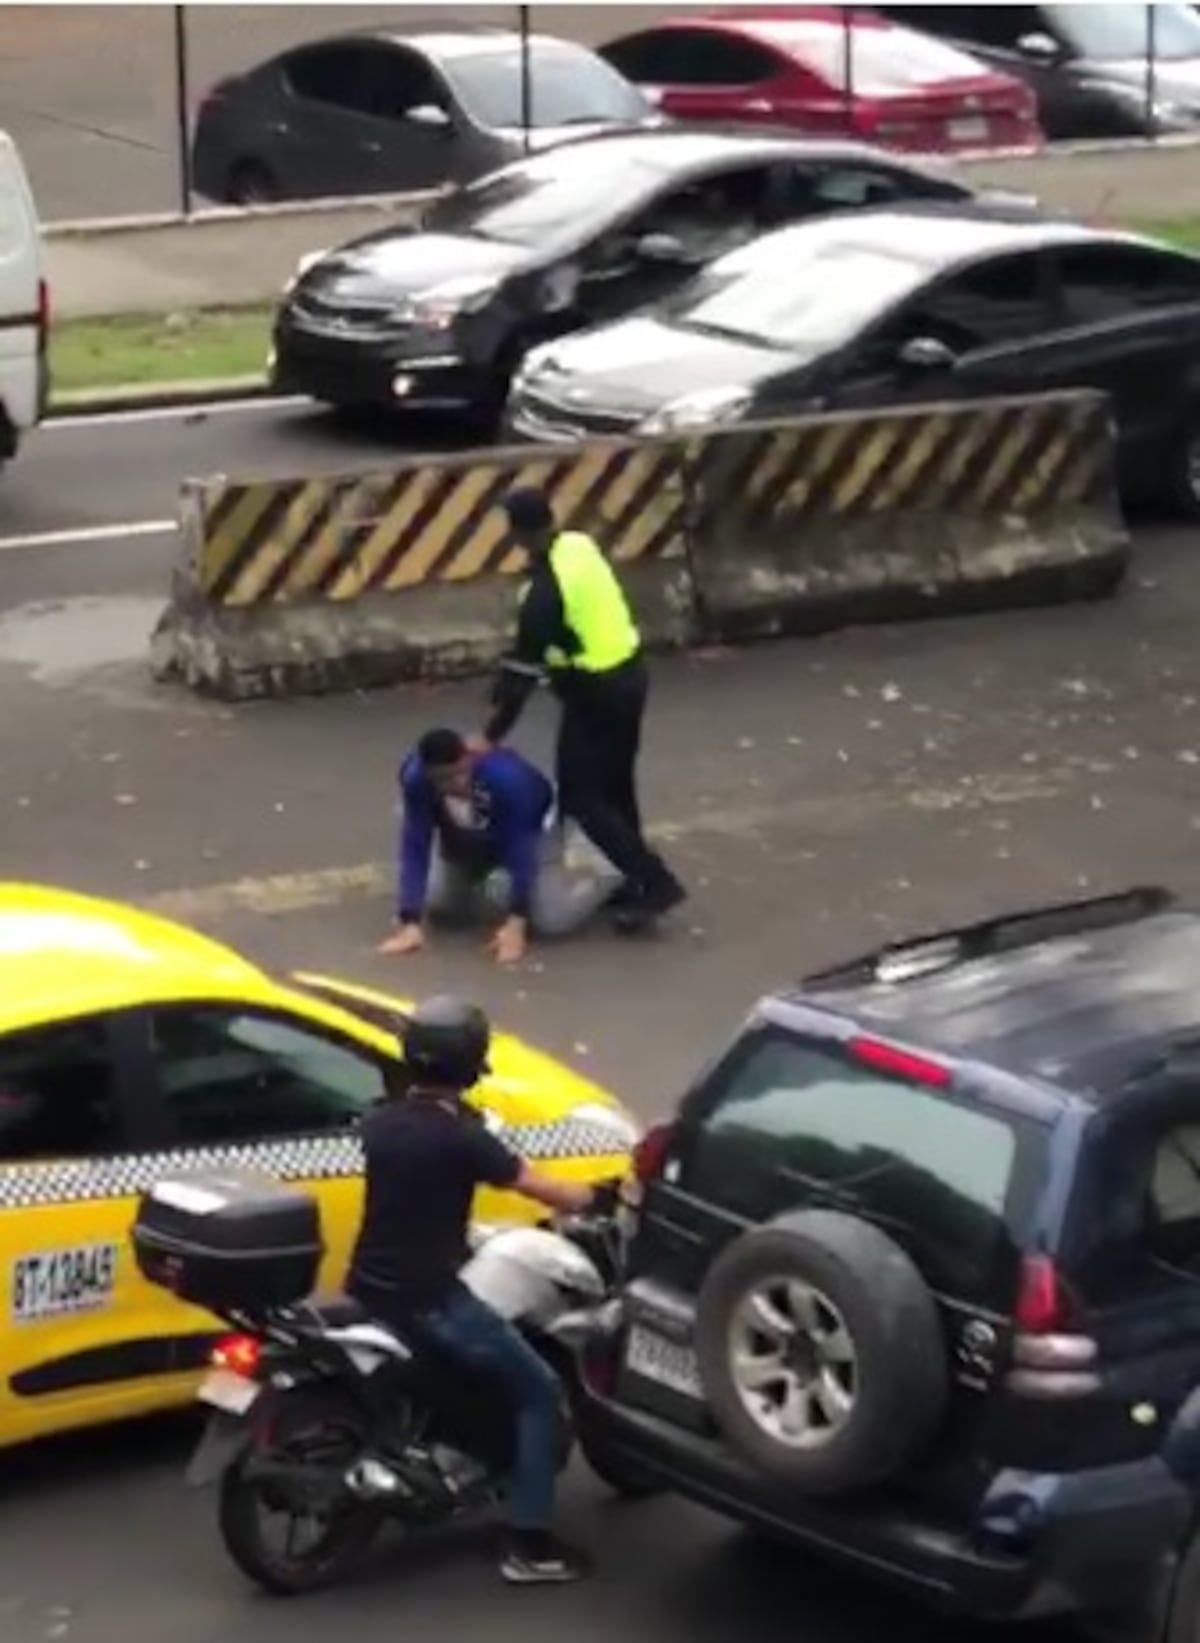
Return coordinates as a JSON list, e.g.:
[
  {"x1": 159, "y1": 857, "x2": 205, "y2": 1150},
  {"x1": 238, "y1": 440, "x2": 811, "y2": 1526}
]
[
  {"x1": 624, "y1": 1324, "x2": 703, "y2": 1399},
  {"x1": 198, "y1": 1368, "x2": 260, "y2": 1415}
]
